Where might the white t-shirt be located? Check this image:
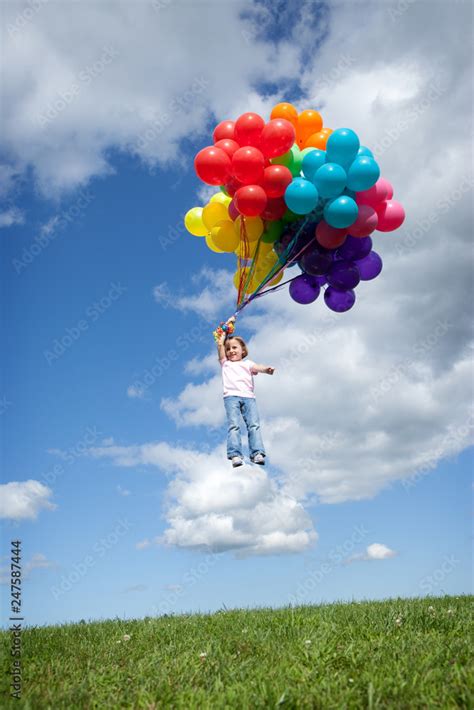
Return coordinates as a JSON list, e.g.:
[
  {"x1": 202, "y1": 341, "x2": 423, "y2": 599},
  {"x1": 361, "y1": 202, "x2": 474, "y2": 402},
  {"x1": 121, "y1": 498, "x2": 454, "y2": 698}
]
[{"x1": 220, "y1": 357, "x2": 258, "y2": 398}]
